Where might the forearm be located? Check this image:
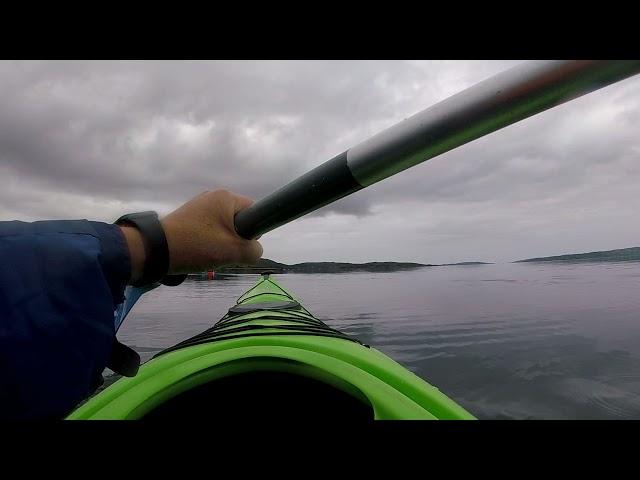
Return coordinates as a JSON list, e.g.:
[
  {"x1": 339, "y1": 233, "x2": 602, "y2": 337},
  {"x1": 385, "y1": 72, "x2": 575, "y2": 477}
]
[{"x1": 116, "y1": 190, "x2": 264, "y2": 280}]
